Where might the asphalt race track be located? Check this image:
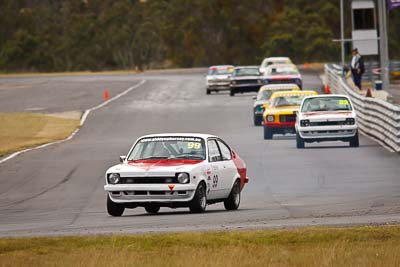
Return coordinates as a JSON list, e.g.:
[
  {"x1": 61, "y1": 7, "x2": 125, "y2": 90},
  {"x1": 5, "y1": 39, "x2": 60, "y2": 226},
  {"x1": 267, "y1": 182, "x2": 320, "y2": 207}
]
[{"x1": 1, "y1": 69, "x2": 400, "y2": 237}]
